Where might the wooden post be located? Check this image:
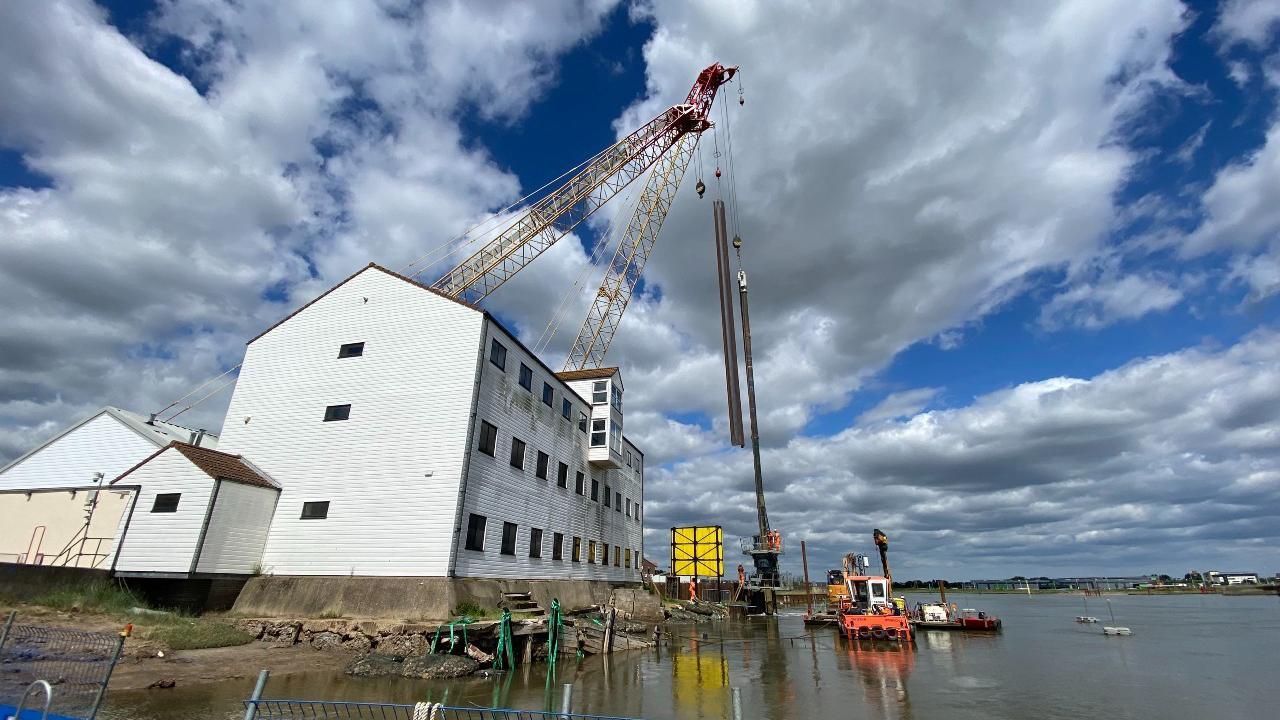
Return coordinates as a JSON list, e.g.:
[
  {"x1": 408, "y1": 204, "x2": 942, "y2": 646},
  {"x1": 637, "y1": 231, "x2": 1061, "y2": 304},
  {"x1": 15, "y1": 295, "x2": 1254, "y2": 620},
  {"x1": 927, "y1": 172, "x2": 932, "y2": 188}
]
[
  {"x1": 938, "y1": 579, "x2": 947, "y2": 604},
  {"x1": 800, "y1": 540, "x2": 814, "y2": 616}
]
